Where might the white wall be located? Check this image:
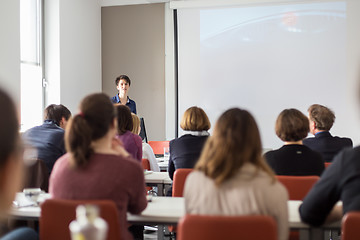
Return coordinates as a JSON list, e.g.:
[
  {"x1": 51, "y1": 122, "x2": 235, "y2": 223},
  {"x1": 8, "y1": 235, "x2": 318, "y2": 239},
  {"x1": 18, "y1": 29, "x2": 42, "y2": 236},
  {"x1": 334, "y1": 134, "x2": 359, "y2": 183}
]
[
  {"x1": 45, "y1": 0, "x2": 102, "y2": 114},
  {"x1": 0, "y1": 0, "x2": 20, "y2": 104}
]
